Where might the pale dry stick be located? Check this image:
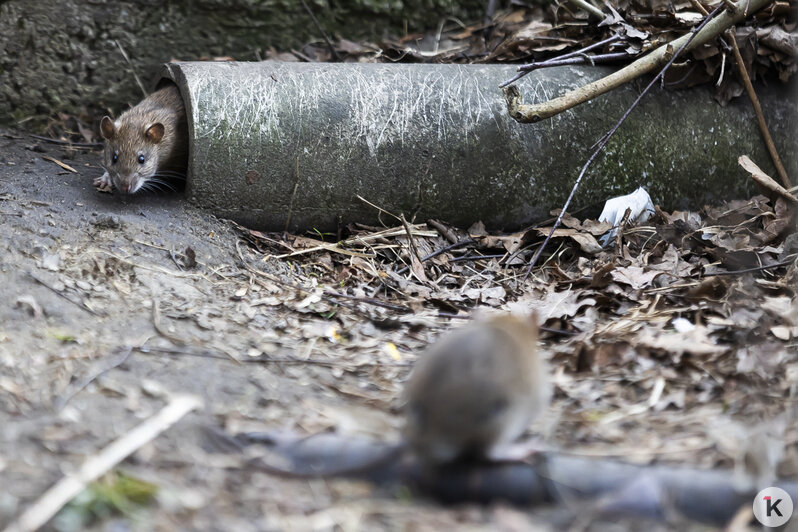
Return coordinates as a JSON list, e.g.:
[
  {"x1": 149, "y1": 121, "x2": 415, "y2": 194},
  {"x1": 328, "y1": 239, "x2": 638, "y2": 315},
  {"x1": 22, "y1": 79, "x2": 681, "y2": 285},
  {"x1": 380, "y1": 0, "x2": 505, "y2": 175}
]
[
  {"x1": 521, "y1": 3, "x2": 725, "y2": 281},
  {"x1": 727, "y1": 30, "x2": 792, "y2": 188},
  {"x1": 40, "y1": 155, "x2": 77, "y2": 173},
  {"x1": 356, "y1": 195, "x2": 402, "y2": 225},
  {"x1": 113, "y1": 39, "x2": 147, "y2": 98},
  {"x1": 503, "y1": 0, "x2": 774, "y2": 123},
  {"x1": 3, "y1": 395, "x2": 202, "y2": 532},
  {"x1": 690, "y1": 0, "x2": 791, "y2": 188},
  {"x1": 738, "y1": 155, "x2": 796, "y2": 202},
  {"x1": 599, "y1": 376, "x2": 665, "y2": 425},
  {"x1": 141, "y1": 345, "x2": 412, "y2": 368},
  {"x1": 569, "y1": 0, "x2": 606, "y2": 19}
]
